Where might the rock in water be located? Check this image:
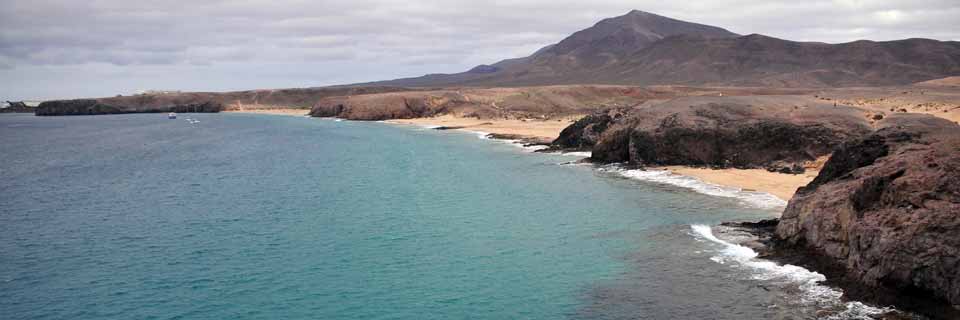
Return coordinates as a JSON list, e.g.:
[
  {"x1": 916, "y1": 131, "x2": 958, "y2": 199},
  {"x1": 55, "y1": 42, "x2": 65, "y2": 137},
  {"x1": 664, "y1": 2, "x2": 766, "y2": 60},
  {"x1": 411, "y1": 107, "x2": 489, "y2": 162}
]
[{"x1": 776, "y1": 113, "x2": 960, "y2": 306}]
